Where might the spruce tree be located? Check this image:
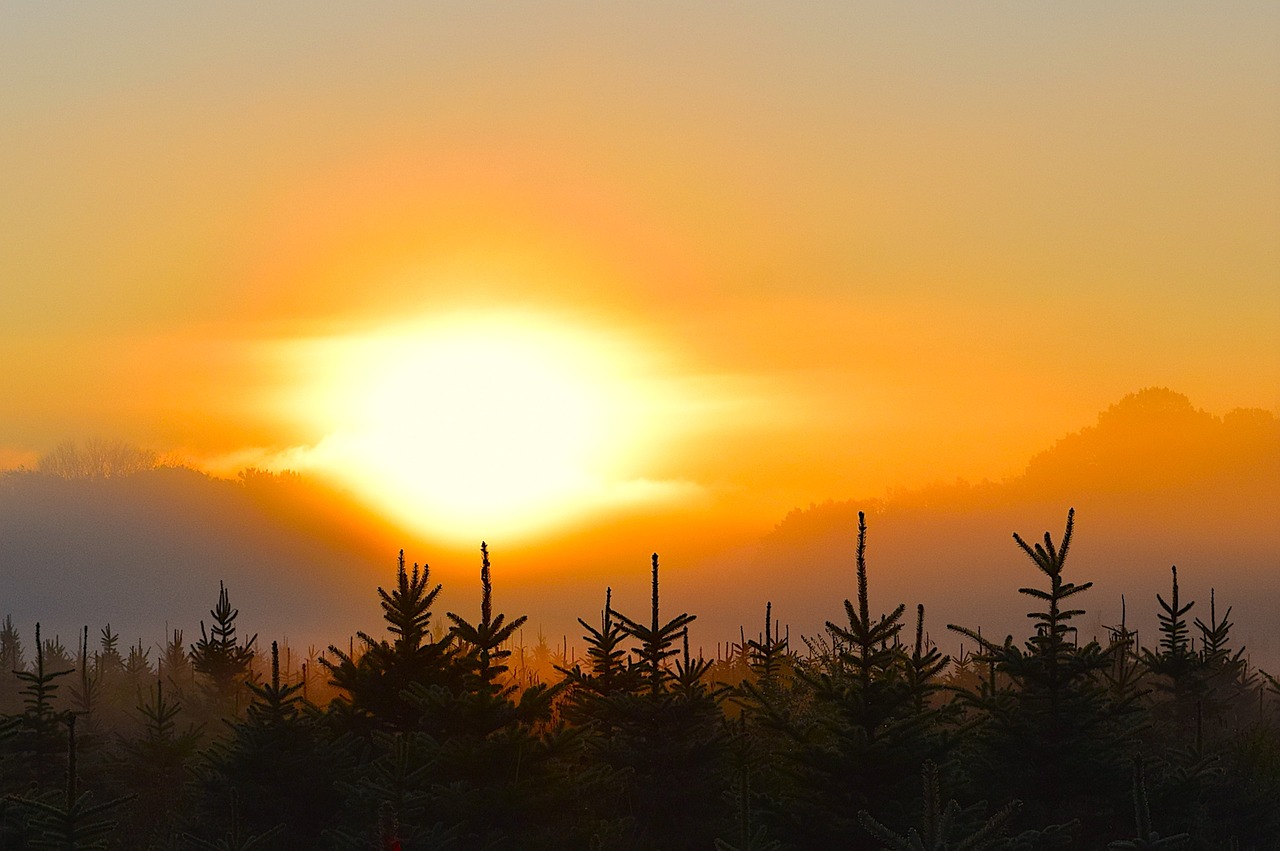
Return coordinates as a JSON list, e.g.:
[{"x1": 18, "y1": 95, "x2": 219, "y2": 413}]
[
  {"x1": 0, "y1": 617, "x2": 24, "y2": 715},
  {"x1": 584, "y1": 553, "x2": 730, "y2": 851},
  {"x1": 949, "y1": 509, "x2": 1138, "y2": 841},
  {"x1": 743, "y1": 602, "x2": 792, "y2": 697},
  {"x1": 326, "y1": 731, "x2": 458, "y2": 851},
  {"x1": 857, "y1": 761, "x2": 1022, "y2": 851},
  {"x1": 445, "y1": 542, "x2": 529, "y2": 694},
  {"x1": 196, "y1": 642, "x2": 350, "y2": 850},
  {"x1": 1141, "y1": 567, "x2": 1201, "y2": 741},
  {"x1": 190, "y1": 583, "x2": 257, "y2": 716},
  {"x1": 114, "y1": 677, "x2": 203, "y2": 846},
  {"x1": 1106, "y1": 758, "x2": 1190, "y2": 850},
  {"x1": 404, "y1": 544, "x2": 582, "y2": 849},
  {"x1": 556, "y1": 588, "x2": 644, "y2": 727},
  {"x1": 182, "y1": 791, "x2": 283, "y2": 851},
  {"x1": 9, "y1": 714, "x2": 132, "y2": 850},
  {"x1": 613, "y1": 554, "x2": 697, "y2": 697},
  {"x1": 13, "y1": 623, "x2": 74, "y2": 789},
  {"x1": 321, "y1": 551, "x2": 458, "y2": 734},
  {"x1": 768, "y1": 512, "x2": 954, "y2": 848}
]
